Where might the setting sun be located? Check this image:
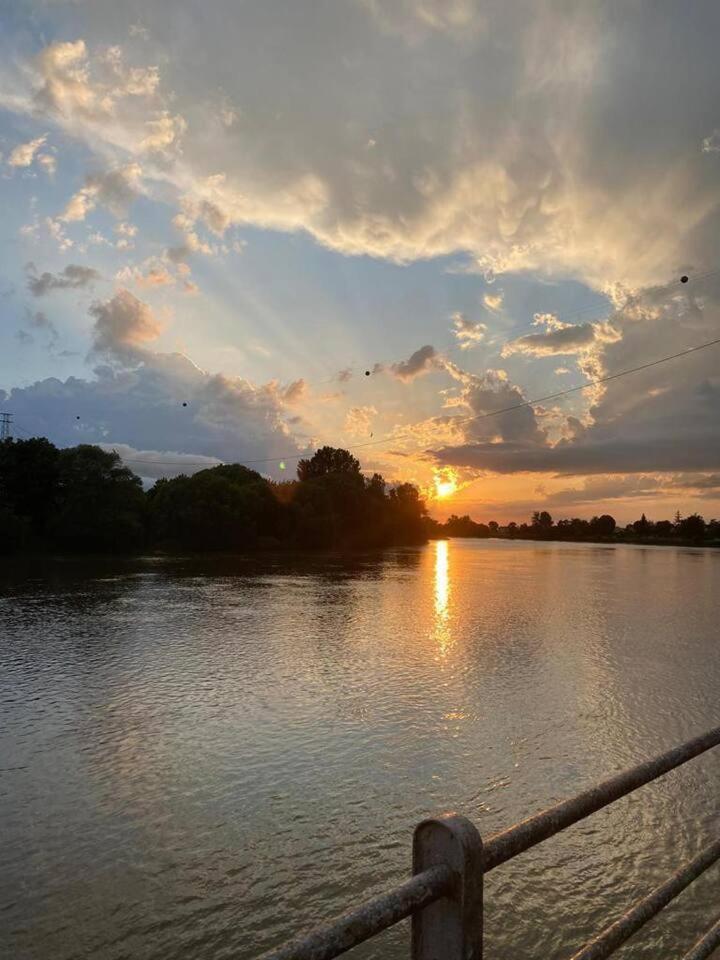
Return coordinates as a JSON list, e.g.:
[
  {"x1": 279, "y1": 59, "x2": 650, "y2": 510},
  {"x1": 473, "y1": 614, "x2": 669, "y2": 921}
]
[{"x1": 434, "y1": 473, "x2": 458, "y2": 500}]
